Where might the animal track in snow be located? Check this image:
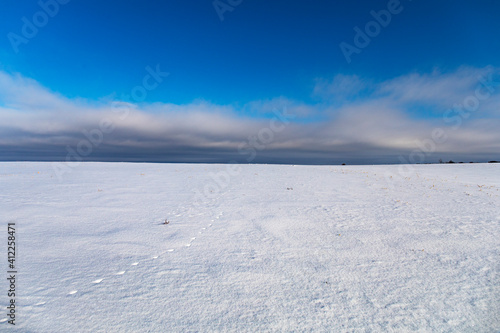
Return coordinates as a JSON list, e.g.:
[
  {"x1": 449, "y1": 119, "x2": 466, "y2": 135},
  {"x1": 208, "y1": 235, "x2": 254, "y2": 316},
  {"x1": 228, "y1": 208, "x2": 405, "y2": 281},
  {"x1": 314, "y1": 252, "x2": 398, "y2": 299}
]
[{"x1": 25, "y1": 210, "x2": 224, "y2": 319}]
